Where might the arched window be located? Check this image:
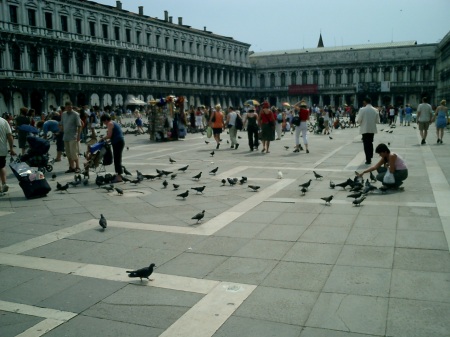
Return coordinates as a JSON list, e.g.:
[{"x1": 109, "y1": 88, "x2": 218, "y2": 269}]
[
  {"x1": 313, "y1": 71, "x2": 319, "y2": 84},
  {"x1": 90, "y1": 54, "x2": 96, "y2": 76},
  {"x1": 260, "y1": 74, "x2": 265, "y2": 88},
  {"x1": 270, "y1": 73, "x2": 275, "y2": 87},
  {"x1": 29, "y1": 46, "x2": 38, "y2": 72},
  {"x1": 371, "y1": 68, "x2": 377, "y2": 82},
  {"x1": 410, "y1": 66, "x2": 417, "y2": 82},
  {"x1": 423, "y1": 65, "x2": 431, "y2": 81},
  {"x1": 396, "y1": 67, "x2": 403, "y2": 82},
  {"x1": 280, "y1": 73, "x2": 286, "y2": 87},
  {"x1": 156, "y1": 61, "x2": 162, "y2": 80},
  {"x1": 384, "y1": 67, "x2": 390, "y2": 81},
  {"x1": 12, "y1": 44, "x2": 21, "y2": 70},
  {"x1": 136, "y1": 59, "x2": 142, "y2": 79},
  {"x1": 46, "y1": 48, "x2": 55, "y2": 72},
  {"x1": 61, "y1": 50, "x2": 70, "y2": 74},
  {"x1": 324, "y1": 70, "x2": 330, "y2": 85},
  {"x1": 336, "y1": 70, "x2": 342, "y2": 84},
  {"x1": 291, "y1": 72, "x2": 297, "y2": 85},
  {"x1": 302, "y1": 71, "x2": 307, "y2": 85},
  {"x1": 76, "y1": 51, "x2": 83, "y2": 74},
  {"x1": 103, "y1": 55, "x2": 109, "y2": 76}
]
